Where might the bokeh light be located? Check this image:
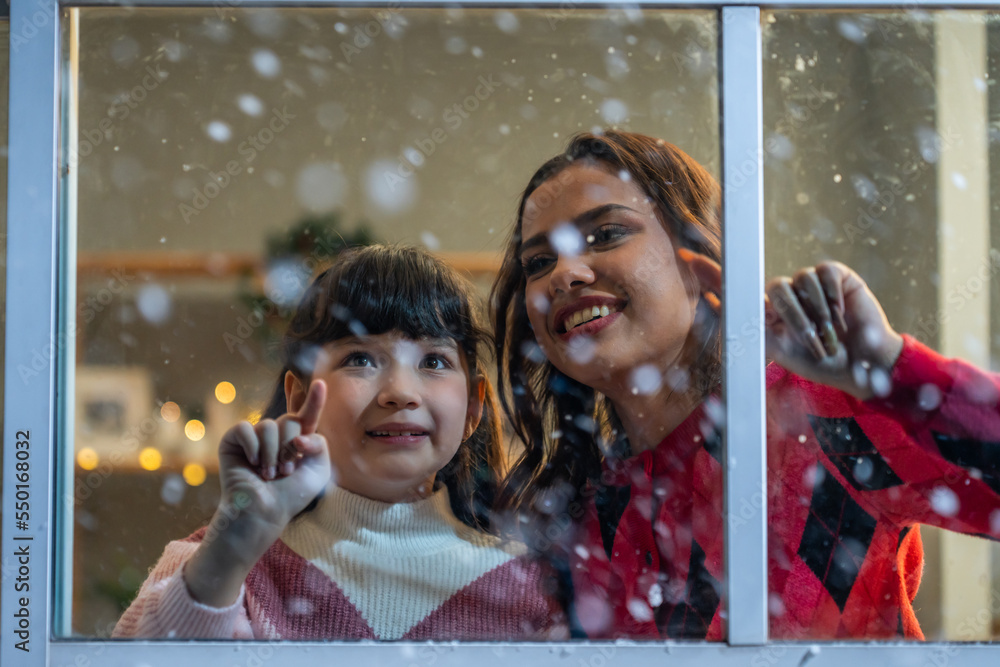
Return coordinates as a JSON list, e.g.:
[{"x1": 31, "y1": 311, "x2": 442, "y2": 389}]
[
  {"x1": 185, "y1": 419, "x2": 206, "y2": 441},
  {"x1": 77, "y1": 447, "x2": 99, "y2": 471},
  {"x1": 215, "y1": 381, "x2": 236, "y2": 404},
  {"x1": 160, "y1": 401, "x2": 181, "y2": 422},
  {"x1": 183, "y1": 463, "x2": 207, "y2": 487},
  {"x1": 139, "y1": 447, "x2": 162, "y2": 471}
]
